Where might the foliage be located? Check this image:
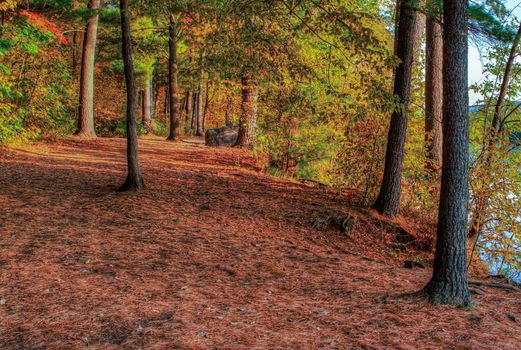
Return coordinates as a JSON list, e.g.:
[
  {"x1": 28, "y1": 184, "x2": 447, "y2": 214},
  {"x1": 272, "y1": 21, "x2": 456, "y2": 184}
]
[
  {"x1": 0, "y1": 13, "x2": 74, "y2": 144},
  {"x1": 469, "y1": 42, "x2": 521, "y2": 280}
]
